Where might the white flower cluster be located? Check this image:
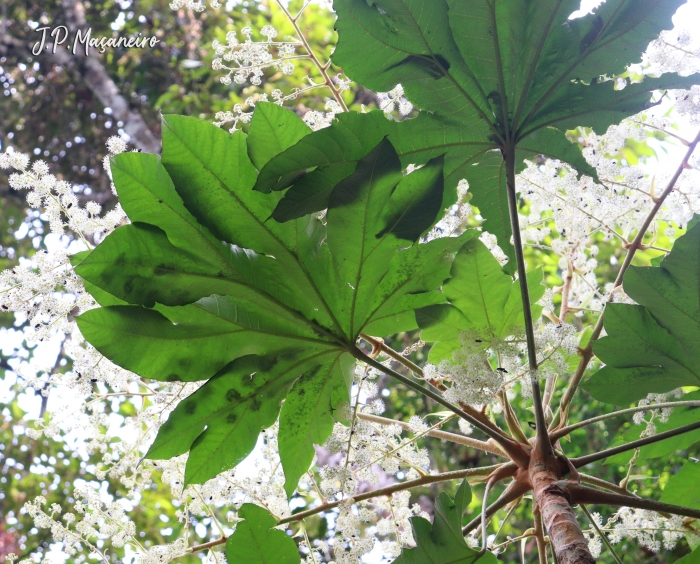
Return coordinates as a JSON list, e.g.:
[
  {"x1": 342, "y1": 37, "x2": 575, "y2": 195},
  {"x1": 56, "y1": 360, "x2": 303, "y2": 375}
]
[
  {"x1": 323, "y1": 363, "x2": 429, "y2": 490},
  {"x1": 519, "y1": 112, "x2": 700, "y2": 320},
  {"x1": 301, "y1": 99, "x2": 345, "y2": 131},
  {"x1": 646, "y1": 29, "x2": 700, "y2": 77},
  {"x1": 586, "y1": 508, "x2": 687, "y2": 555},
  {"x1": 1, "y1": 148, "x2": 125, "y2": 240},
  {"x1": 313, "y1": 360, "x2": 438, "y2": 561},
  {"x1": 674, "y1": 85, "x2": 700, "y2": 125},
  {"x1": 423, "y1": 179, "x2": 473, "y2": 242},
  {"x1": 213, "y1": 27, "x2": 299, "y2": 87},
  {"x1": 214, "y1": 90, "x2": 345, "y2": 133},
  {"x1": 424, "y1": 321, "x2": 579, "y2": 408},
  {"x1": 428, "y1": 333, "x2": 509, "y2": 408},
  {"x1": 23, "y1": 489, "x2": 154, "y2": 561},
  {"x1": 377, "y1": 84, "x2": 413, "y2": 117},
  {"x1": 632, "y1": 389, "x2": 683, "y2": 436}
]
